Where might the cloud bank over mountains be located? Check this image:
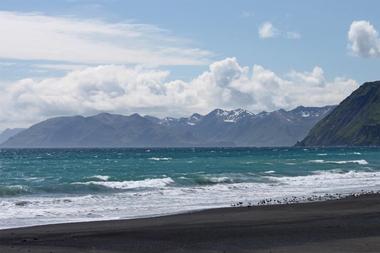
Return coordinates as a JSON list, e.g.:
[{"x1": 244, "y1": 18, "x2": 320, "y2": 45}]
[
  {"x1": 0, "y1": 58, "x2": 357, "y2": 130},
  {"x1": 0, "y1": 12, "x2": 374, "y2": 130}
]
